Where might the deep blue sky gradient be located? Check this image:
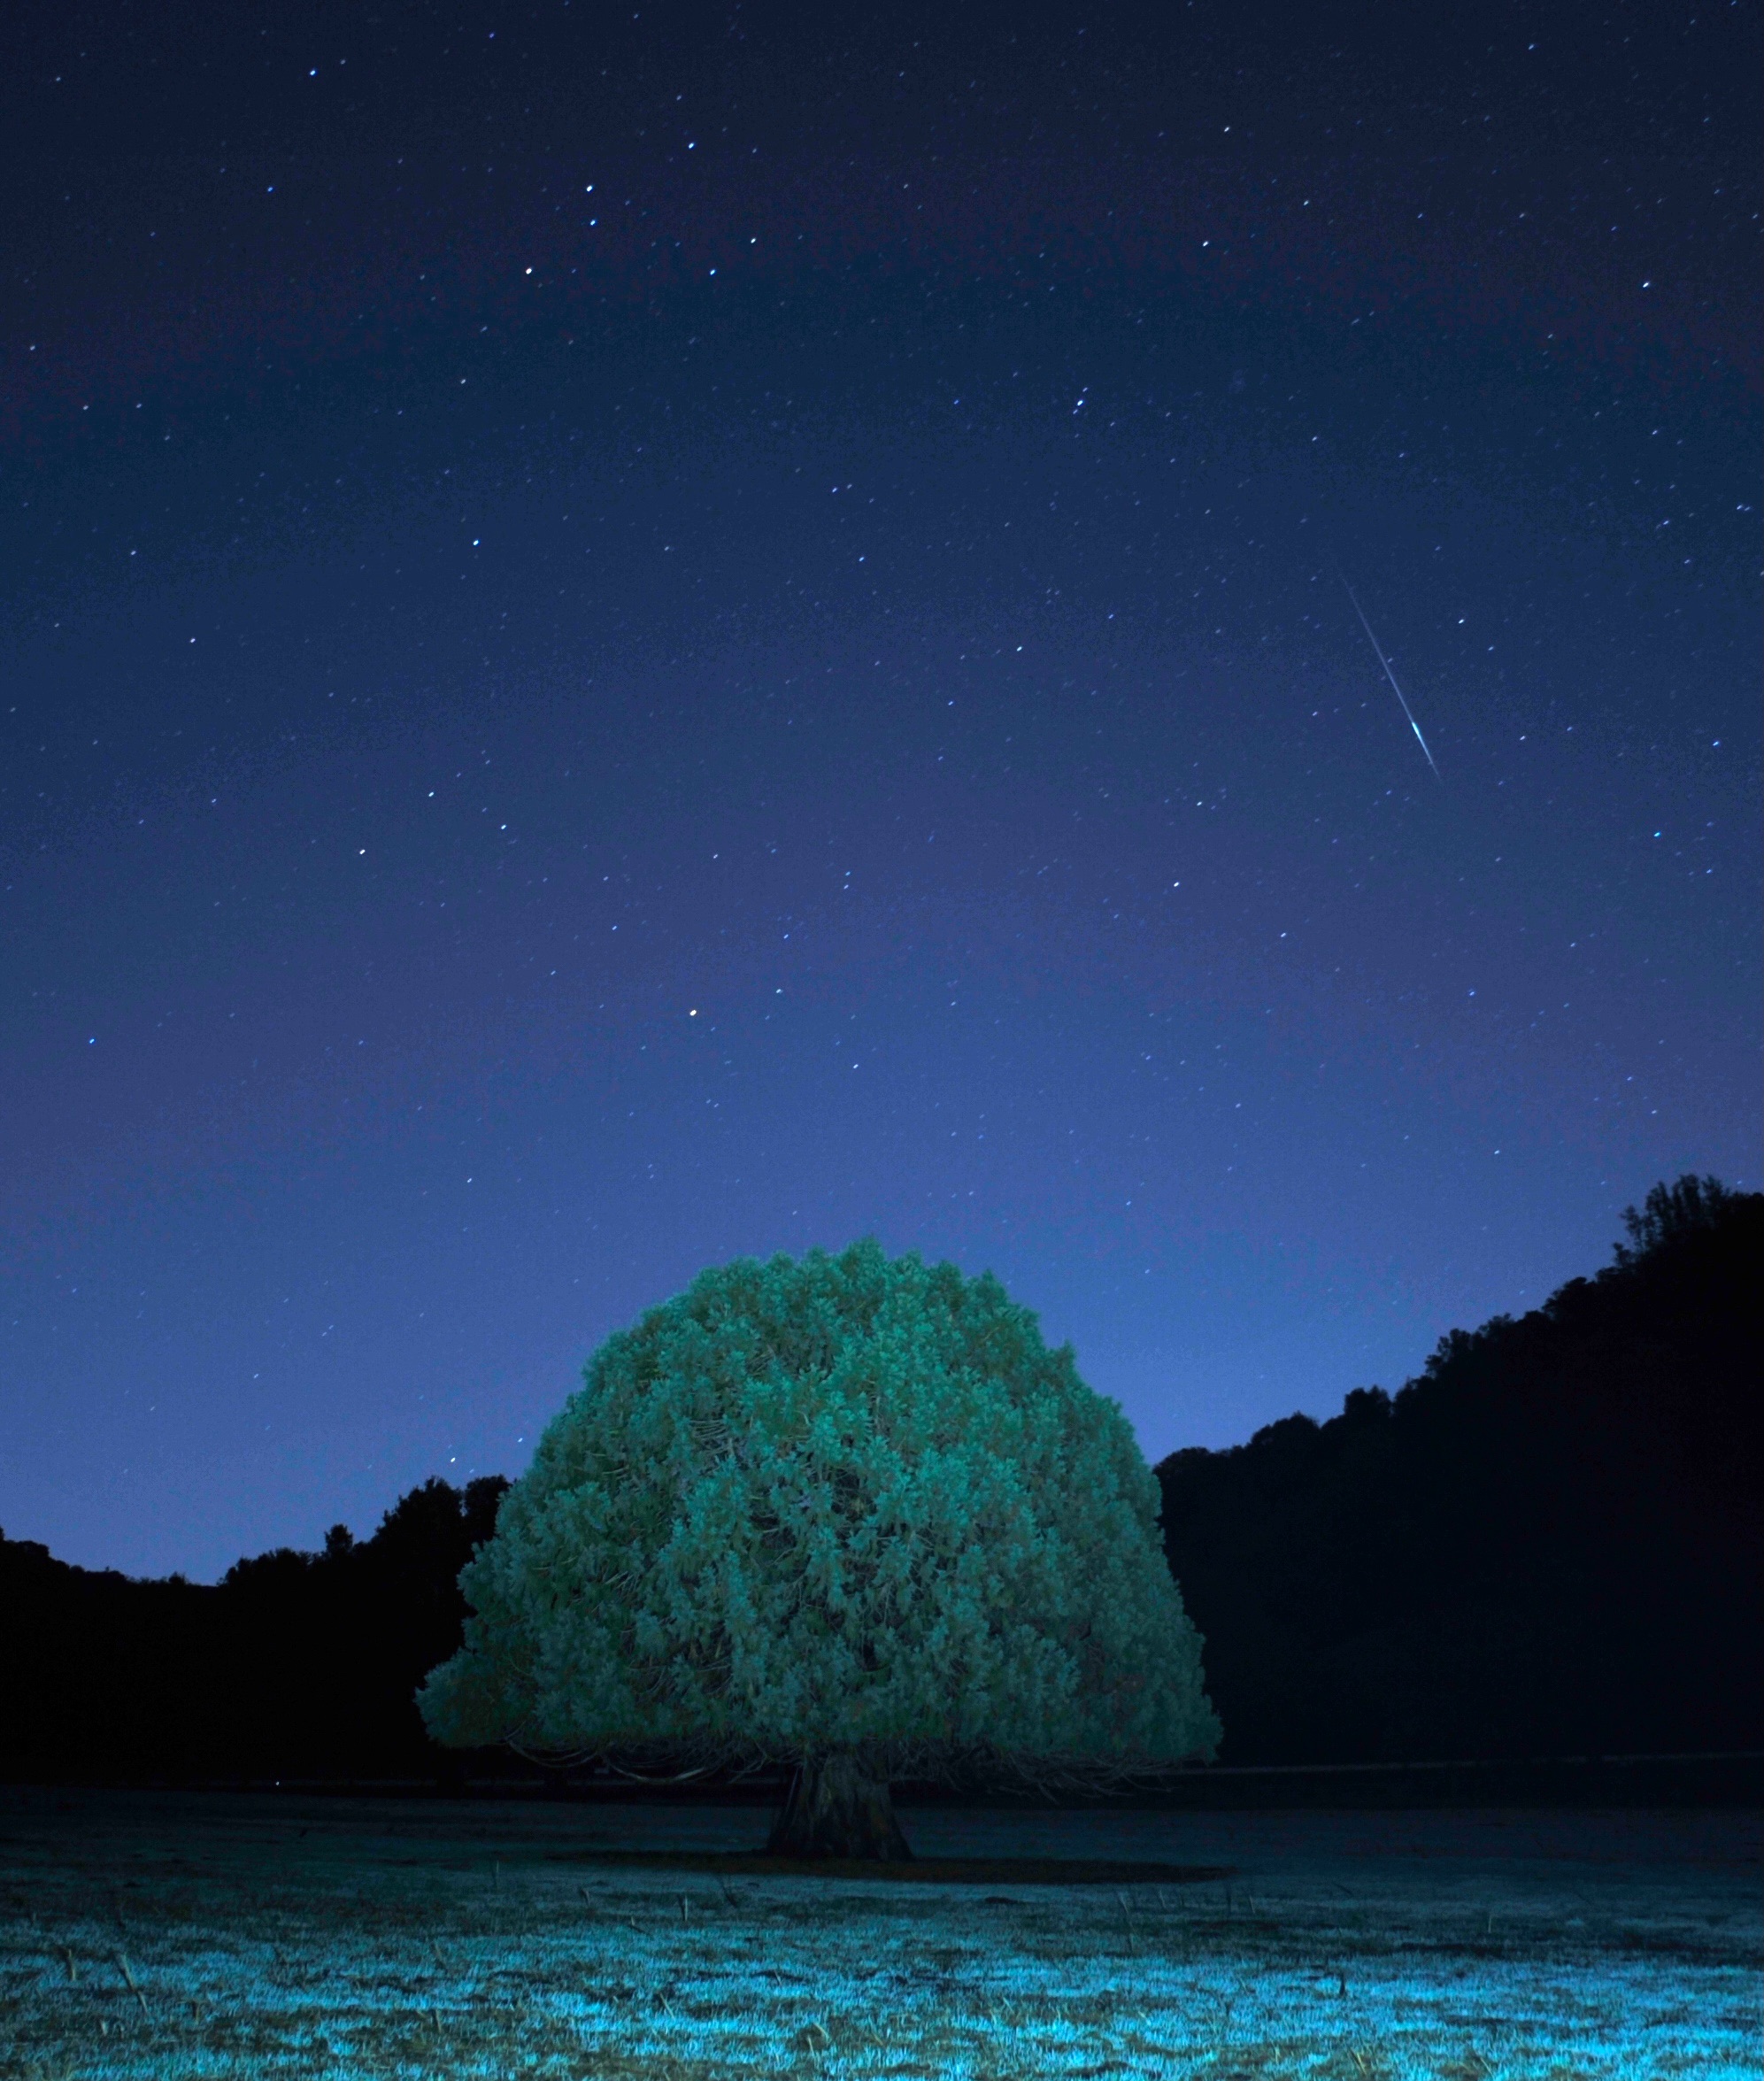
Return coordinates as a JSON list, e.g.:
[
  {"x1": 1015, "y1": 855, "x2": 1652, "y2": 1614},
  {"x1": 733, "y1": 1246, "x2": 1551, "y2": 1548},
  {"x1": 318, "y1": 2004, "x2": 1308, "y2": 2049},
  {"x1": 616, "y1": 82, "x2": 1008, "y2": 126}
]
[{"x1": 3, "y1": 2, "x2": 1758, "y2": 1578}]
